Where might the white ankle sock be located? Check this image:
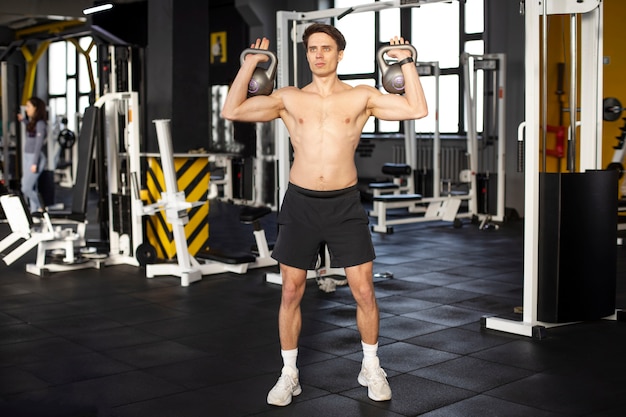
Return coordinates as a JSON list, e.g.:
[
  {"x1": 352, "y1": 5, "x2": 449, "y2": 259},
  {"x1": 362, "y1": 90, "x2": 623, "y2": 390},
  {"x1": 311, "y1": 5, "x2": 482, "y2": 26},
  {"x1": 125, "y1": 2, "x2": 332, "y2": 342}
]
[
  {"x1": 362, "y1": 341, "x2": 379, "y2": 365},
  {"x1": 281, "y1": 348, "x2": 298, "y2": 371}
]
